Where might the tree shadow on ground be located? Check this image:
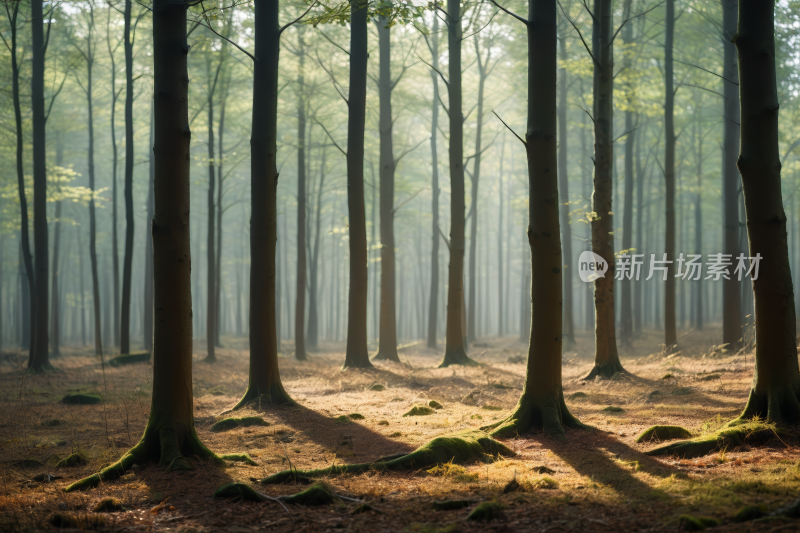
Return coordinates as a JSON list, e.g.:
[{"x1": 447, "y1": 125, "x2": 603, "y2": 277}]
[
  {"x1": 517, "y1": 427, "x2": 680, "y2": 503},
  {"x1": 261, "y1": 404, "x2": 415, "y2": 465}
]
